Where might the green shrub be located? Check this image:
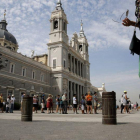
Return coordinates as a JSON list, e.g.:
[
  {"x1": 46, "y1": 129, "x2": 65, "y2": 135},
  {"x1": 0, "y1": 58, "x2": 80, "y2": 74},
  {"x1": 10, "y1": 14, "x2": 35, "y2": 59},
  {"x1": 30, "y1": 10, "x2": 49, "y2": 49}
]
[{"x1": 14, "y1": 102, "x2": 21, "y2": 110}]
